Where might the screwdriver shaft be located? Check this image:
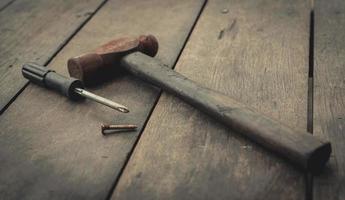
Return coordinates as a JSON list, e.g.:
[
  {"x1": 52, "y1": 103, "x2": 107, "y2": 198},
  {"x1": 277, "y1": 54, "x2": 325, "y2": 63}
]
[{"x1": 74, "y1": 88, "x2": 129, "y2": 113}]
